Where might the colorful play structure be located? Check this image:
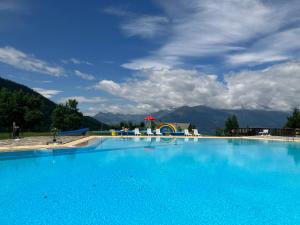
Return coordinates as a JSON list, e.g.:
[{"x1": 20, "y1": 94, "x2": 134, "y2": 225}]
[
  {"x1": 157, "y1": 123, "x2": 177, "y2": 133},
  {"x1": 156, "y1": 122, "x2": 190, "y2": 135},
  {"x1": 144, "y1": 115, "x2": 190, "y2": 134}
]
